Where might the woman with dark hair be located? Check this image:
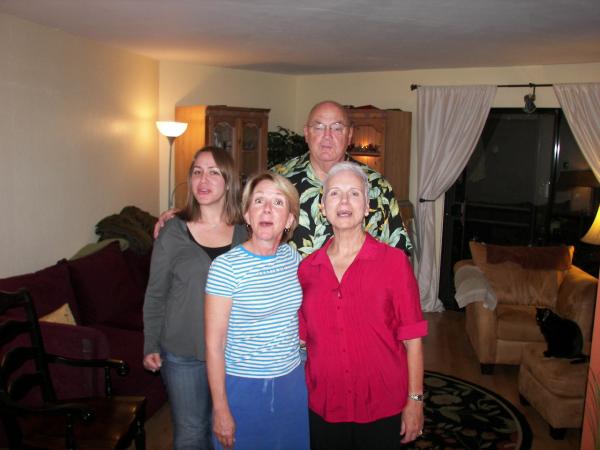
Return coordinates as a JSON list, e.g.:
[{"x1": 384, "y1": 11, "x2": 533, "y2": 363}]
[
  {"x1": 143, "y1": 147, "x2": 247, "y2": 449},
  {"x1": 205, "y1": 171, "x2": 309, "y2": 450}
]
